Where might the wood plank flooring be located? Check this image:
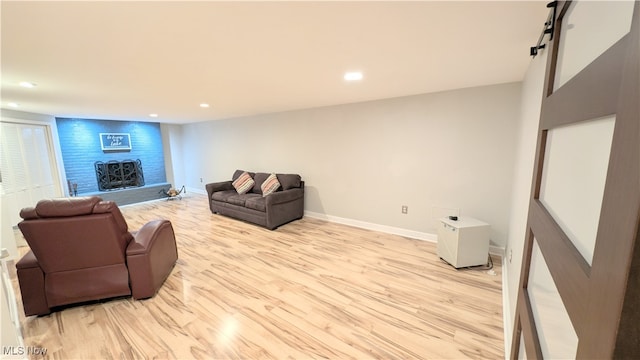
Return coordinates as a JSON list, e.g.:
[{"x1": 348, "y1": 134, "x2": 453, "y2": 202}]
[{"x1": 9, "y1": 194, "x2": 504, "y2": 359}]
